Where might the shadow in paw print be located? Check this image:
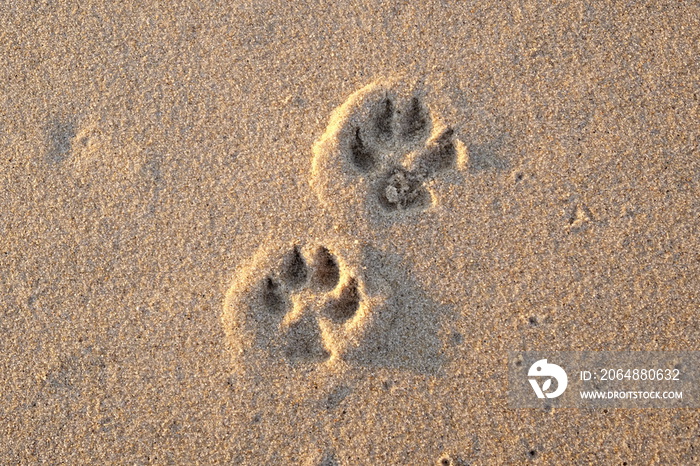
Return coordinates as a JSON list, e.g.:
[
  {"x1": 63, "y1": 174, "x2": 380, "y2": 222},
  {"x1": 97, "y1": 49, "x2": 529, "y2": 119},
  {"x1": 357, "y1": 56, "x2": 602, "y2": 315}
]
[
  {"x1": 314, "y1": 246, "x2": 340, "y2": 291},
  {"x1": 415, "y1": 127, "x2": 457, "y2": 175},
  {"x1": 281, "y1": 245, "x2": 308, "y2": 289},
  {"x1": 45, "y1": 117, "x2": 76, "y2": 165},
  {"x1": 349, "y1": 128, "x2": 377, "y2": 172},
  {"x1": 400, "y1": 97, "x2": 429, "y2": 142},
  {"x1": 373, "y1": 97, "x2": 394, "y2": 141},
  {"x1": 262, "y1": 276, "x2": 286, "y2": 315},
  {"x1": 324, "y1": 277, "x2": 359, "y2": 323},
  {"x1": 283, "y1": 312, "x2": 330, "y2": 363}
]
